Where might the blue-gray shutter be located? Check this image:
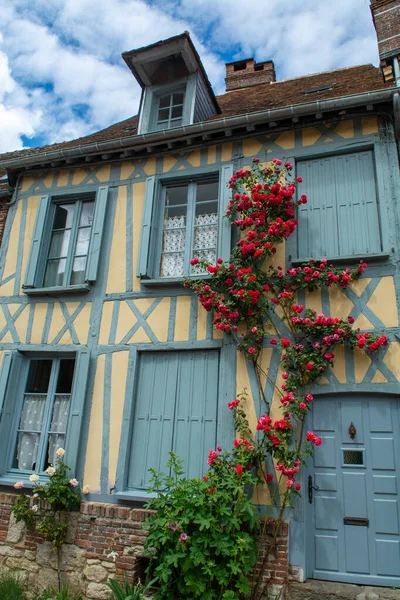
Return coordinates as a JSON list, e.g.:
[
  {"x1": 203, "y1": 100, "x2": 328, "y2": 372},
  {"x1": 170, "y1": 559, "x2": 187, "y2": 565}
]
[
  {"x1": 217, "y1": 164, "x2": 233, "y2": 262},
  {"x1": 173, "y1": 350, "x2": 219, "y2": 480},
  {"x1": 137, "y1": 176, "x2": 156, "y2": 278},
  {"x1": 0, "y1": 352, "x2": 13, "y2": 418},
  {"x1": 127, "y1": 350, "x2": 219, "y2": 489},
  {"x1": 23, "y1": 195, "x2": 50, "y2": 288},
  {"x1": 85, "y1": 186, "x2": 109, "y2": 282},
  {"x1": 297, "y1": 151, "x2": 381, "y2": 259},
  {"x1": 0, "y1": 351, "x2": 26, "y2": 473},
  {"x1": 64, "y1": 348, "x2": 90, "y2": 475}
]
